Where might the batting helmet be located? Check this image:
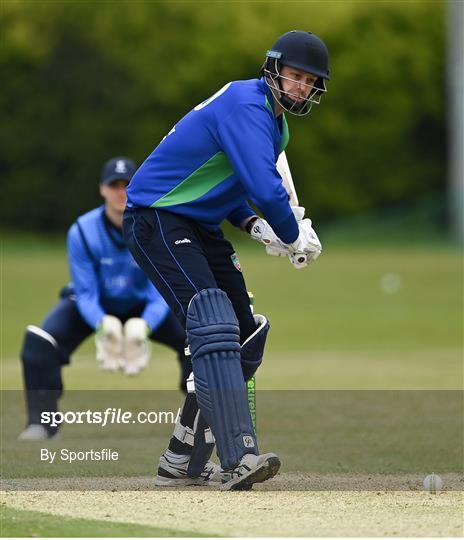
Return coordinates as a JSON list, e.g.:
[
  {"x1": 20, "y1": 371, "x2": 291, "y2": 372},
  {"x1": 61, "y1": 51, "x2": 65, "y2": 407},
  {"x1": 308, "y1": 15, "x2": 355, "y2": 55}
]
[{"x1": 263, "y1": 30, "x2": 330, "y2": 116}]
